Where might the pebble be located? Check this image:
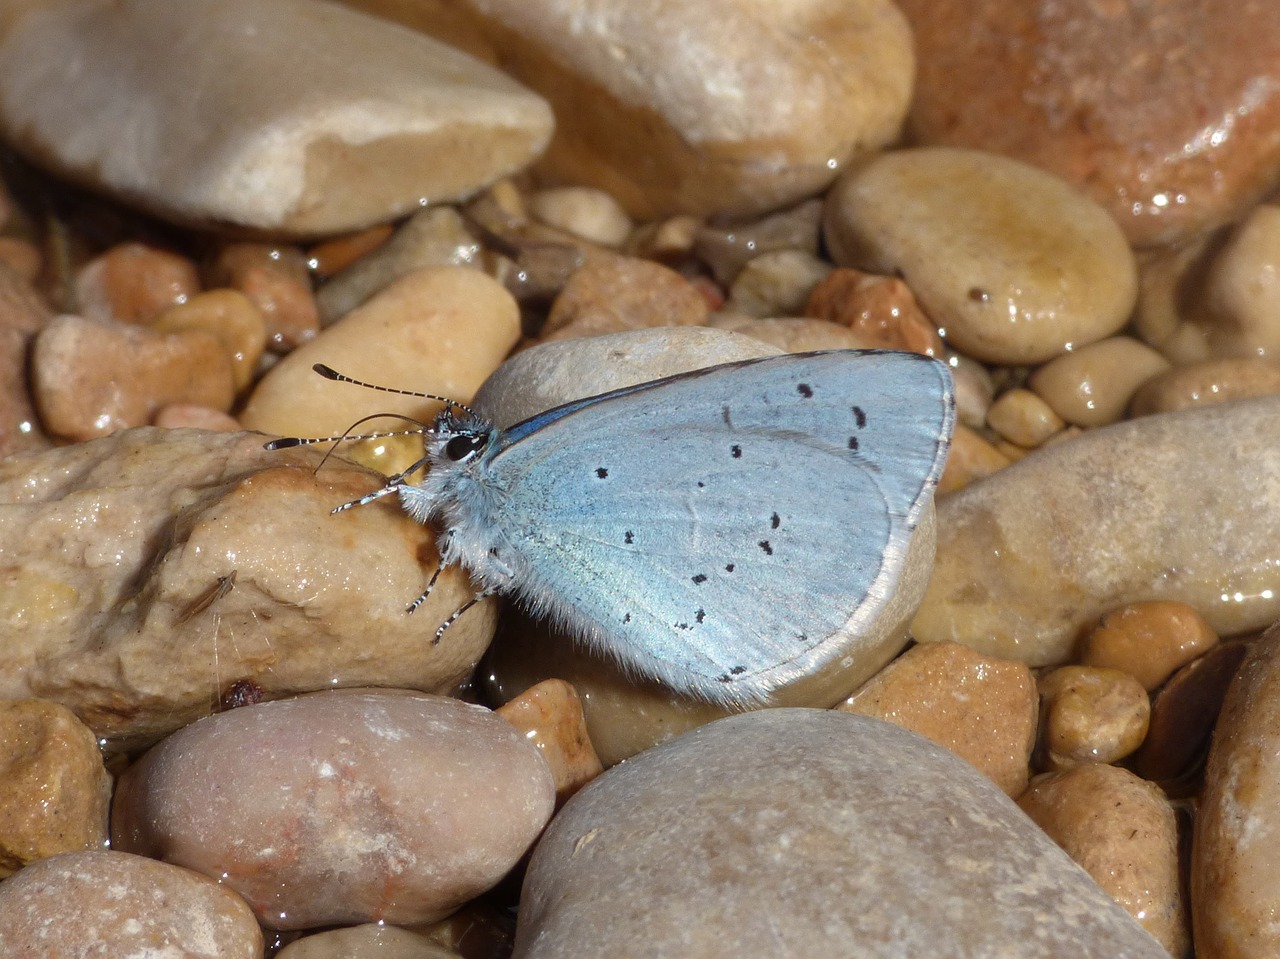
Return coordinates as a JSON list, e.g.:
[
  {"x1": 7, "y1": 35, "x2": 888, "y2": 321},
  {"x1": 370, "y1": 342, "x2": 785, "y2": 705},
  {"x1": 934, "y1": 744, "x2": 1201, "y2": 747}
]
[
  {"x1": 726, "y1": 249, "x2": 832, "y2": 319},
  {"x1": 935, "y1": 423, "x2": 1011, "y2": 495},
  {"x1": 307, "y1": 224, "x2": 395, "y2": 279},
  {"x1": 458, "y1": 1, "x2": 913, "y2": 218},
  {"x1": 1017, "y1": 764, "x2": 1189, "y2": 958},
  {"x1": 241, "y1": 265, "x2": 520, "y2": 478},
  {"x1": 838, "y1": 641, "x2": 1037, "y2": 796},
  {"x1": 705, "y1": 314, "x2": 873, "y2": 353},
  {"x1": 1129, "y1": 357, "x2": 1280, "y2": 416},
  {"x1": 0, "y1": 0, "x2": 553, "y2": 234},
  {"x1": 0, "y1": 699, "x2": 111, "y2": 877},
  {"x1": 209, "y1": 242, "x2": 319, "y2": 353},
  {"x1": 0, "y1": 849, "x2": 262, "y2": 958},
  {"x1": 823, "y1": 147, "x2": 1137, "y2": 365},
  {"x1": 0, "y1": 428, "x2": 492, "y2": 746},
  {"x1": 540, "y1": 252, "x2": 708, "y2": 342},
  {"x1": 315, "y1": 207, "x2": 483, "y2": 325},
  {"x1": 0, "y1": 236, "x2": 41, "y2": 284},
  {"x1": 112, "y1": 690, "x2": 555, "y2": 930},
  {"x1": 694, "y1": 200, "x2": 824, "y2": 285},
  {"x1": 900, "y1": 0, "x2": 1280, "y2": 246},
  {"x1": 804, "y1": 267, "x2": 945, "y2": 356},
  {"x1": 151, "y1": 289, "x2": 267, "y2": 393},
  {"x1": 985, "y1": 387, "x2": 1065, "y2": 449},
  {"x1": 913, "y1": 397, "x2": 1280, "y2": 664},
  {"x1": 0, "y1": 260, "x2": 53, "y2": 457},
  {"x1": 514, "y1": 709, "x2": 1167, "y2": 958},
  {"x1": 950, "y1": 353, "x2": 996, "y2": 429},
  {"x1": 495, "y1": 679, "x2": 604, "y2": 801},
  {"x1": 31, "y1": 313, "x2": 236, "y2": 441},
  {"x1": 1027, "y1": 336, "x2": 1172, "y2": 427},
  {"x1": 1079, "y1": 601, "x2": 1219, "y2": 692},
  {"x1": 527, "y1": 186, "x2": 634, "y2": 247},
  {"x1": 152, "y1": 404, "x2": 242, "y2": 431},
  {"x1": 73, "y1": 241, "x2": 200, "y2": 325},
  {"x1": 1193, "y1": 623, "x2": 1280, "y2": 958},
  {"x1": 1036, "y1": 666, "x2": 1150, "y2": 771},
  {"x1": 277, "y1": 924, "x2": 462, "y2": 959}
]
